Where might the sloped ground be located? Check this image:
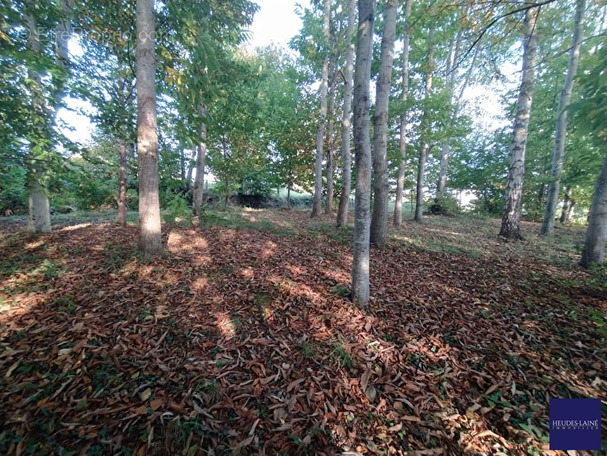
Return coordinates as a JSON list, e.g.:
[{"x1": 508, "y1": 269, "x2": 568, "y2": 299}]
[{"x1": 0, "y1": 210, "x2": 605, "y2": 455}]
